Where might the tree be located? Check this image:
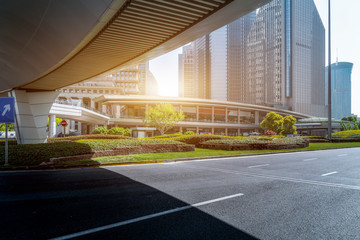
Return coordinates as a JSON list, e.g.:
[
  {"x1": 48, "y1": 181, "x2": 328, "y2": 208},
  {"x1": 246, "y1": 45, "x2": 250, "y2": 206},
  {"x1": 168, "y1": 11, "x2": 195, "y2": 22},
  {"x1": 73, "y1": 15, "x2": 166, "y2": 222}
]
[
  {"x1": 143, "y1": 103, "x2": 184, "y2": 135},
  {"x1": 281, "y1": 115, "x2": 297, "y2": 135},
  {"x1": 260, "y1": 112, "x2": 284, "y2": 134},
  {"x1": 0, "y1": 123, "x2": 15, "y2": 131}
]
